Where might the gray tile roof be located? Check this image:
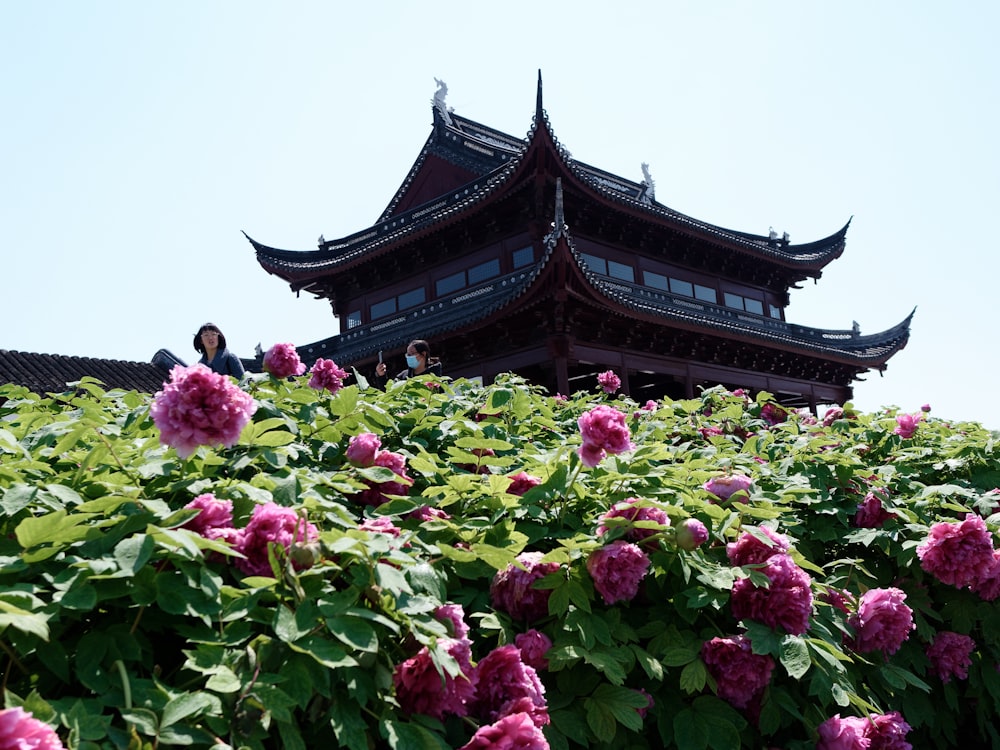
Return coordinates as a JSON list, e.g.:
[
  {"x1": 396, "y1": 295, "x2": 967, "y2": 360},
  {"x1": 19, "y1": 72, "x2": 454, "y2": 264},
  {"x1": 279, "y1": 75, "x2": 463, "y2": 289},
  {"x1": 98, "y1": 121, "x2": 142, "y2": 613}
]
[{"x1": 0, "y1": 349, "x2": 184, "y2": 395}]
